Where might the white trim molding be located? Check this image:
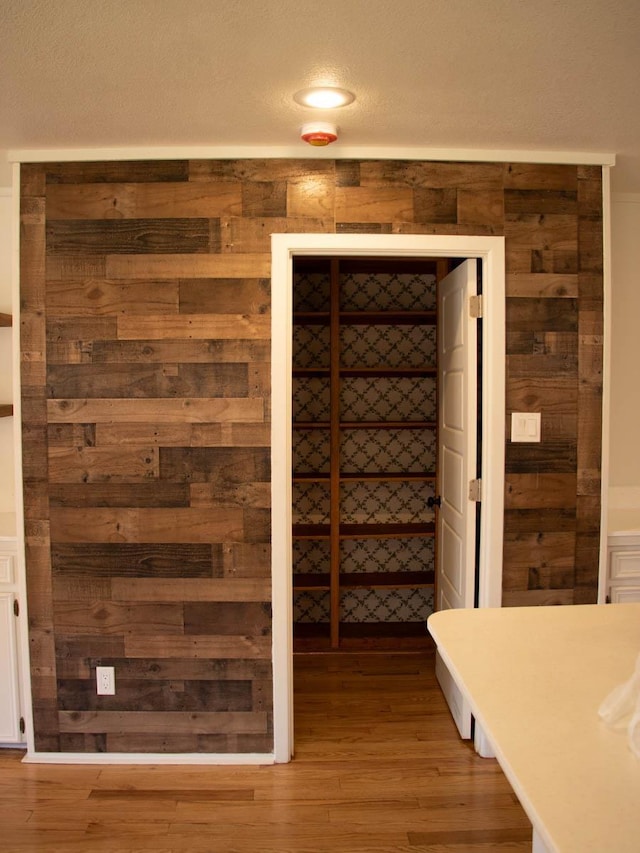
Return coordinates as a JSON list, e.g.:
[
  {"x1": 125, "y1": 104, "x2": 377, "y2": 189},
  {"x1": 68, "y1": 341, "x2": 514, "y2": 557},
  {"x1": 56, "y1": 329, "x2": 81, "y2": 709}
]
[
  {"x1": 270, "y1": 232, "x2": 506, "y2": 763},
  {"x1": 8, "y1": 145, "x2": 616, "y2": 167},
  {"x1": 24, "y1": 751, "x2": 274, "y2": 765}
]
